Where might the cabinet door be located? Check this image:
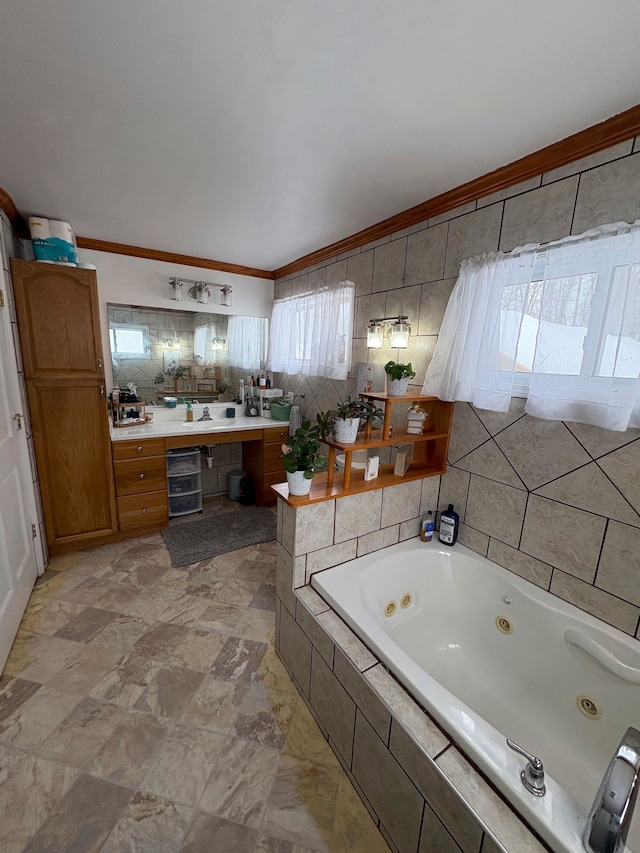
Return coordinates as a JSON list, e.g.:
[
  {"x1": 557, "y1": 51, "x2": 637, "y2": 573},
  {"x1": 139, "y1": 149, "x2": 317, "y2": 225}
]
[
  {"x1": 26, "y1": 381, "x2": 117, "y2": 549},
  {"x1": 11, "y1": 260, "x2": 104, "y2": 381}
]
